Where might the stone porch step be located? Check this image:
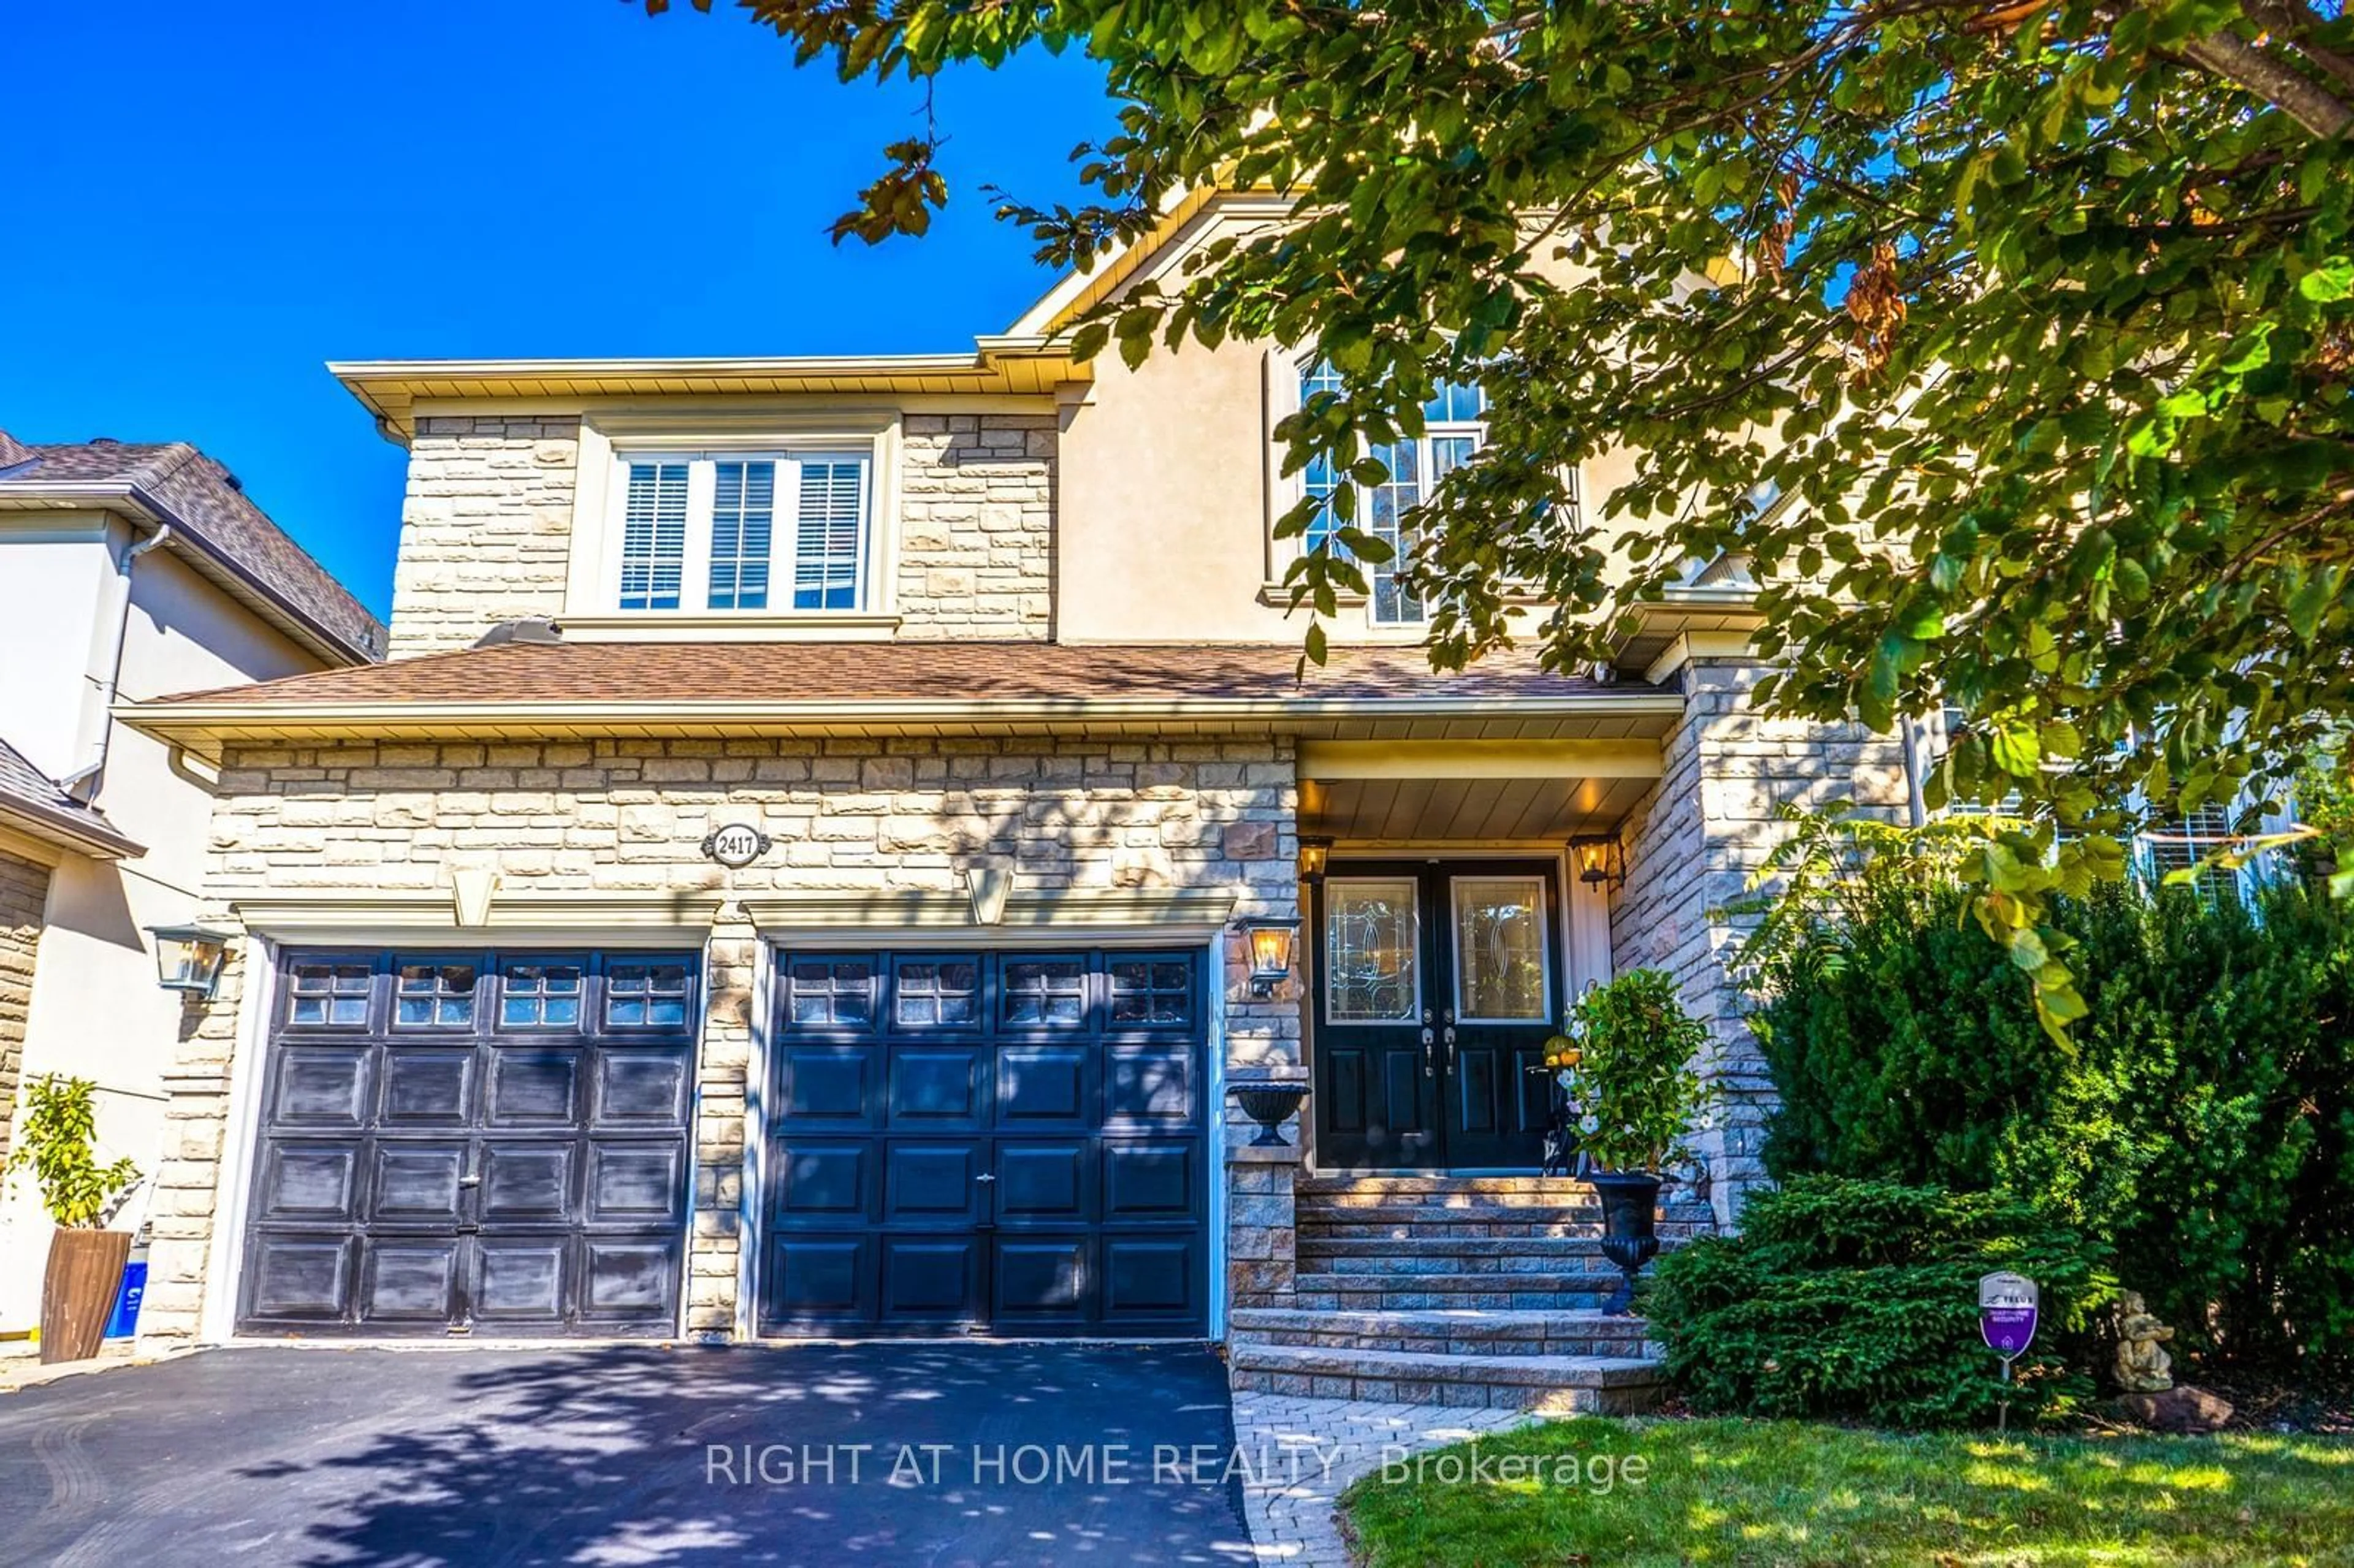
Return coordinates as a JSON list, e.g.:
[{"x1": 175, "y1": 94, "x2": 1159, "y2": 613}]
[
  {"x1": 1301, "y1": 1201, "x2": 1710, "y2": 1235},
  {"x1": 1227, "y1": 1341, "x2": 1665, "y2": 1412},
  {"x1": 1298, "y1": 1237, "x2": 1617, "y2": 1274},
  {"x1": 1293, "y1": 1272, "x2": 1619, "y2": 1312},
  {"x1": 1228, "y1": 1307, "x2": 1655, "y2": 1359}
]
